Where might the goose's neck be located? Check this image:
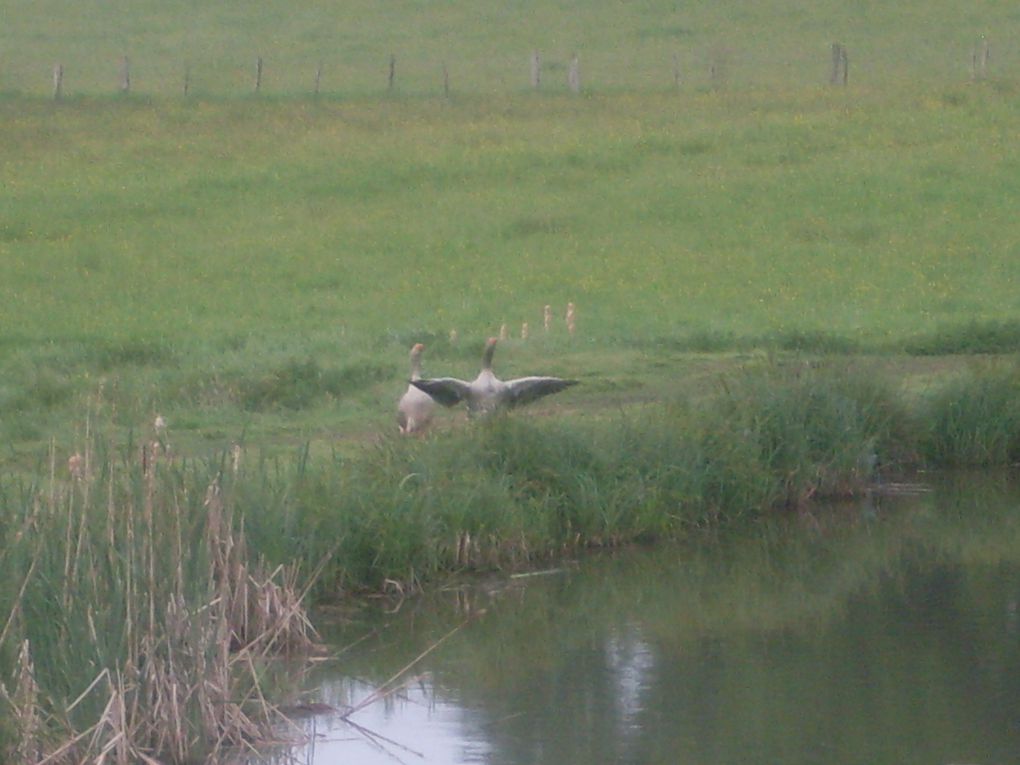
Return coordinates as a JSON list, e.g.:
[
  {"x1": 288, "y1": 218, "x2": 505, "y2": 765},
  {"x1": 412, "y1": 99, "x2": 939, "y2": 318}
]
[{"x1": 481, "y1": 342, "x2": 497, "y2": 371}]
